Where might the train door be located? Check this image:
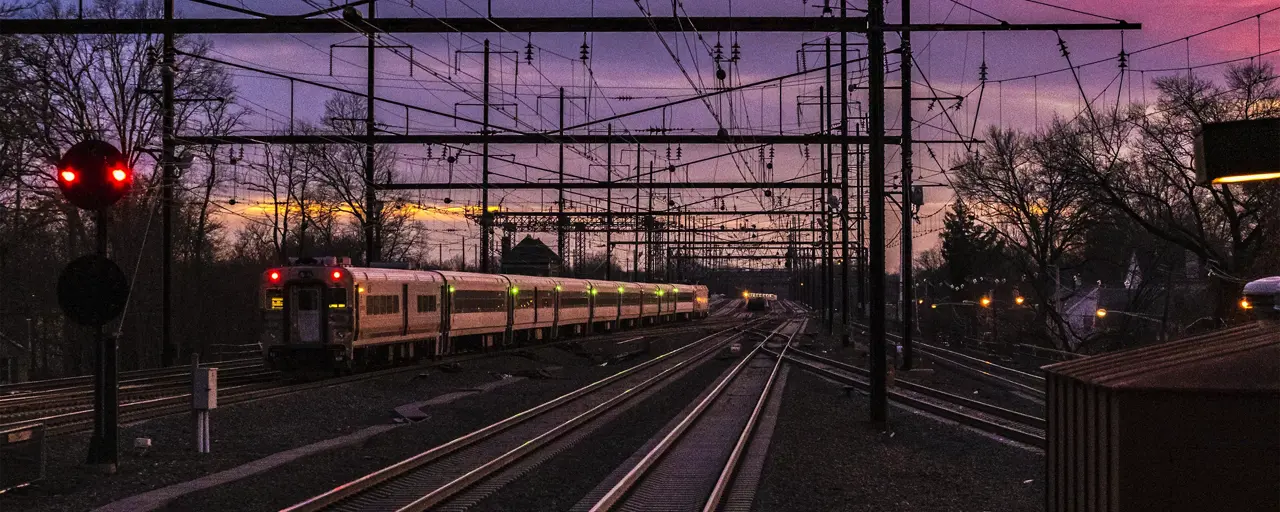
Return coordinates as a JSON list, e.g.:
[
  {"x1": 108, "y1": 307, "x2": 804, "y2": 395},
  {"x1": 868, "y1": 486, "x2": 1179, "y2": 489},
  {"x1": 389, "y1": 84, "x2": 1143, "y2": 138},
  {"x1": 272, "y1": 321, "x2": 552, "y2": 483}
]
[
  {"x1": 439, "y1": 283, "x2": 452, "y2": 354},
  {"x1": 289, "y1": 284, "x2": 325, "y2": 344},
  {"x1": 552, "y1": 286, "x2": 561, "y2": 338}
]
